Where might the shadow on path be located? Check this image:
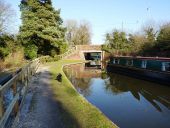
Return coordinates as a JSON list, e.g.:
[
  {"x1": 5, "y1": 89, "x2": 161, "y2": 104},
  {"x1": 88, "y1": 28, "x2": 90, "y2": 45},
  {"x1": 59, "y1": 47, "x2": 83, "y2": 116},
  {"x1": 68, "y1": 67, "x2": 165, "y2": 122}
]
[{"x1": 12, "y1": 66, "x2": 81, "y2": 128}]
